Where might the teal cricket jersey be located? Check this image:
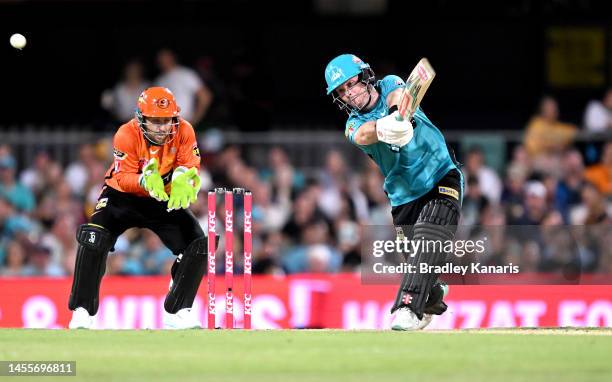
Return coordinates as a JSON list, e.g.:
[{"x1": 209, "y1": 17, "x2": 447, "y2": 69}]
[{"x1": 345, "y1": 75, "x2": 461, "y2": 207}]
